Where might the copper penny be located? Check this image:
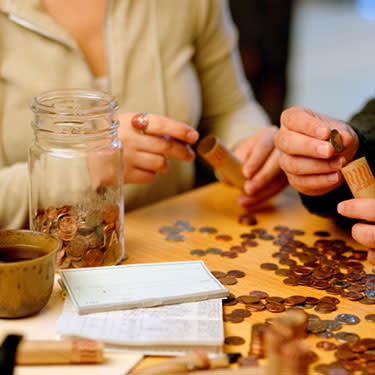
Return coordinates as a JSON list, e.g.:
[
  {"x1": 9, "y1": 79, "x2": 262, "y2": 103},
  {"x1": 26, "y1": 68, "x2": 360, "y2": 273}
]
[
  {"x1": 246, "y1": 303, "x2": 265, "y2": 312},
  {"x1": 266, "y1": 302, "x2": 285, "y2": 313},
  {"x1": 230, "y1": 246, "x2": 247, "y2": 253},
  {"x1": 67, "y1": 235, "x2": 88, "y2": 257},
  {"x1": 227, "y1": 270, "x2": 246, "y2": 278},
  {"x1": 220, "y1": 277, "x2": 238, "y2": 285},
  {"x1": 266, "y1": 296, "x2": 284, "y2": 304},
  {"x1": 211, "y1": 270, "x2": 227, "y2": 279},
  {"x1": 238, "y1": 356, "x2": 258, "y2": 367},
  {"x1": 341, "y1": 291, "x2": 363, "y2": 301},
  {"x1": 305, "y1": 297, "x2": 320, "y2": 305},
  {"x1": 82, "y1": 248, "x2": 104, "y2": 267},
  {"x1": 330, "y1": 128, "x2": 344, "y2": 153},
  {"x1": 260, "y1": 263, "x2": 278, "y2": 271},
  {"x1": 249, "y1": 290, "x2": 268, "y2": 299},
  {"x1": 231, "y1": 308, "x2": 251, "y2": 318},
  {"x1": 221, "y1": 251, "x2": 238, "y2": 259},
  {"x1": 320, "y1": 296, "x2": 340, "y2": 305},
  {"x1": 215, "y1": 234, "x2": 233, "y2": 242},
  {"x1": 241, "y1": 240, "x2": 258, "y2": 247},
  {"x1": 238, "y1": 295, "x2": 260, "y2": 304},
  {"x1": 284, "y1": 295, "x2": 306, "y2": 306},
  {"x1": 103, "y1": 204, "x2": 119, "y2": 224}
]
